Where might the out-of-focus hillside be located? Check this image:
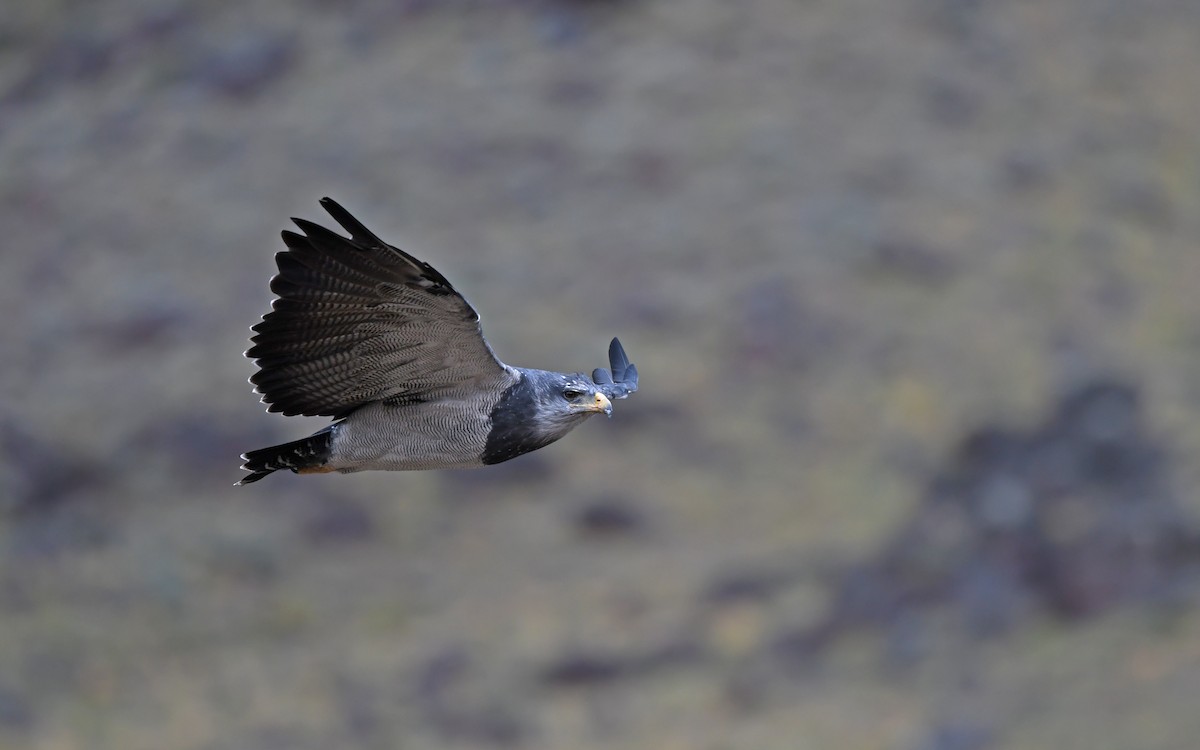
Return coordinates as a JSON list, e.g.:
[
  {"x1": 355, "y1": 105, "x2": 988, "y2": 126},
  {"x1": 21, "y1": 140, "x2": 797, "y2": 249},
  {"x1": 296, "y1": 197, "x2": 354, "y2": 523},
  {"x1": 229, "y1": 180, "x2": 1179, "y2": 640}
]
[{"x1": 3, "y1": 1, "x2": 1200, "y2": 748}]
